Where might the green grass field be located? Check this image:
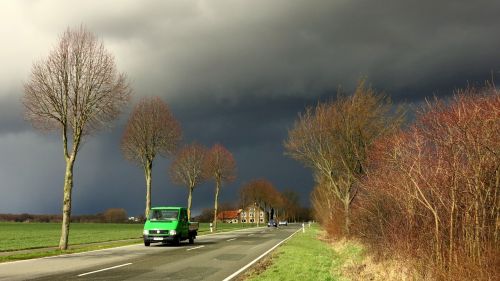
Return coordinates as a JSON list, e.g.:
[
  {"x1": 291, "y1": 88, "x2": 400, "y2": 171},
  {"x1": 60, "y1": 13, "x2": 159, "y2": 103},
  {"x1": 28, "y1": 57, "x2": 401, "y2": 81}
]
[
  {"x1": 0, "y1": 222, "x2": 259, "y2": 252},
  {"x1": 245, "y1": 225, "x2": 363, "y2": 281},
  {"x1": 0, "y1": 222, "x2": 143, "y2": 252}
]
